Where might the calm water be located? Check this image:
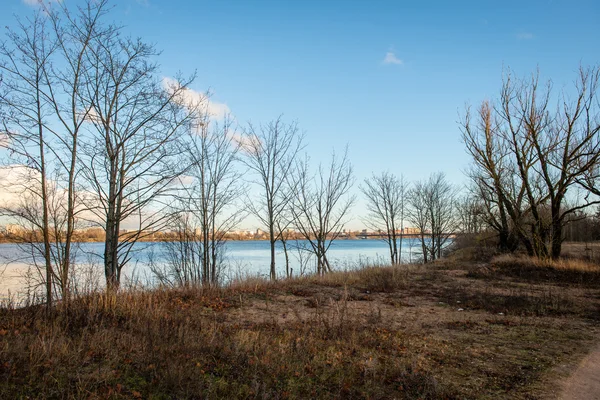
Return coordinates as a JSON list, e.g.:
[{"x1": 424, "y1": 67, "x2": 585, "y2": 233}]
[{"x1": 0, "y1": 239, "x2": 424, "y2": 301}]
